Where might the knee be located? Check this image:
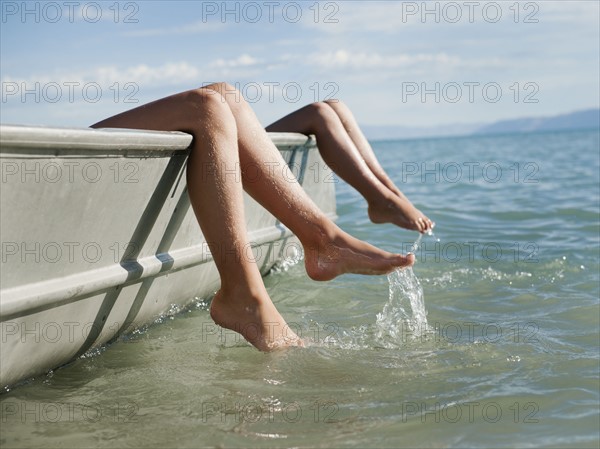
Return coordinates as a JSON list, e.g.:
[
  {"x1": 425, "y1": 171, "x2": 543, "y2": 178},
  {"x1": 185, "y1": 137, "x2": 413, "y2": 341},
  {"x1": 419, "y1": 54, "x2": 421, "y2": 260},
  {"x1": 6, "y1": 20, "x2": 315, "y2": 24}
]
[
  {"x1": 186, "y1": 86, "x2": 226, "y2": 109},
  {"x1": 201, "y1": 81, "x2": 235, "y2": 93},
  {"x1": 185, "y1": 87, "x2": 232, "y2": 115},
  {"x1": 183, "y1": 87, "x2": 236, "y2": 131},
  {"x1": 309, "y1": 101, "x2": 337, "y2": 119},
  {"x1": 324, "y1": 99, "x2": 348, "y2": 118},
  {"x1": 306, "y1": 101, "x2": 341, "y2": 131},
  {"x1": 200, "y1": 82, "x2": 247, "y2": 109},
  {"x1": 324, "y1": 98, "x2": 343, "y2": 108}
]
